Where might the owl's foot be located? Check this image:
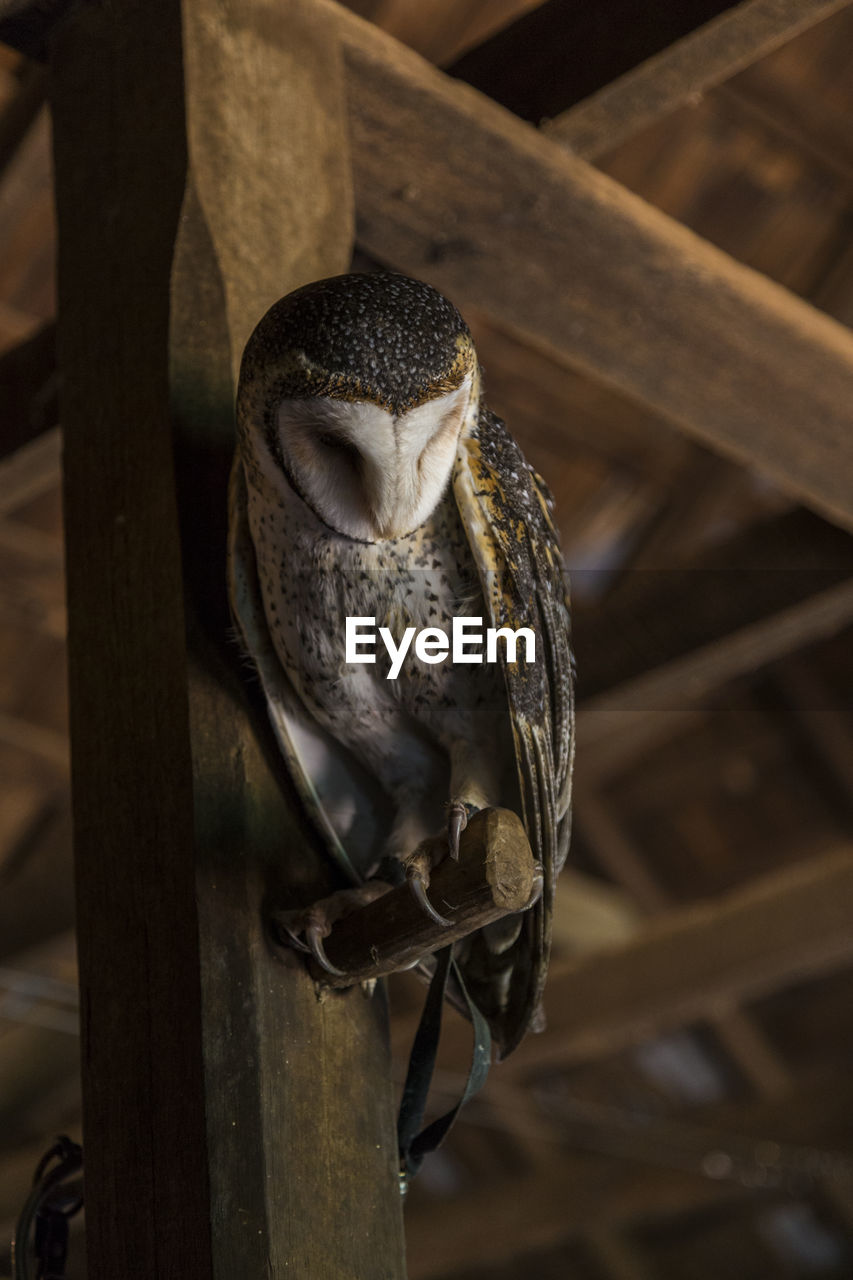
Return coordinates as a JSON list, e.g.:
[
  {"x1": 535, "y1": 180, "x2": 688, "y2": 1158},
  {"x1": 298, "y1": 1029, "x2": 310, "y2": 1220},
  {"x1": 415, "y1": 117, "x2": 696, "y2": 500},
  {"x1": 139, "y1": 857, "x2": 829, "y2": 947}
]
[
  {"x1": 405, "y1": 839, "x2": 453, "y2": 928},
  {"x1": 274, "y1": 882, "x2": 392, "y2": 976}
]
